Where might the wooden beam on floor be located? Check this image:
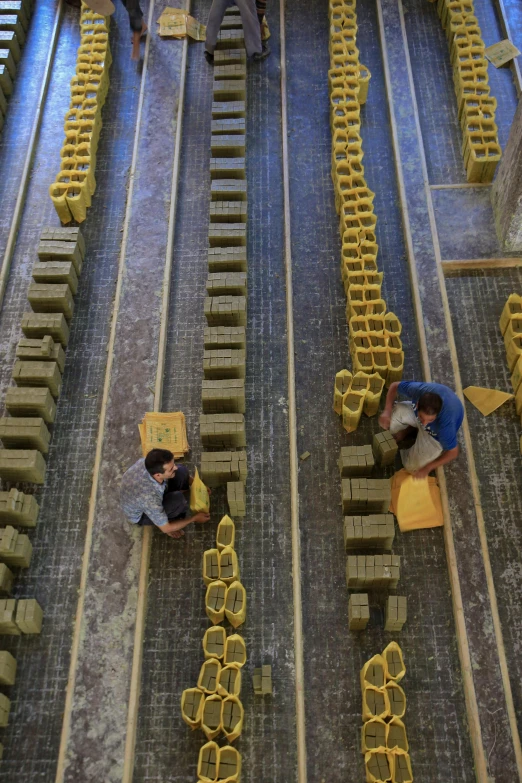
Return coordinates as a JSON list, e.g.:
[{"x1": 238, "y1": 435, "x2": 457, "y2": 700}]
[{"x1": 442, "y1": 258, "x2": 522, "y2": 272}]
